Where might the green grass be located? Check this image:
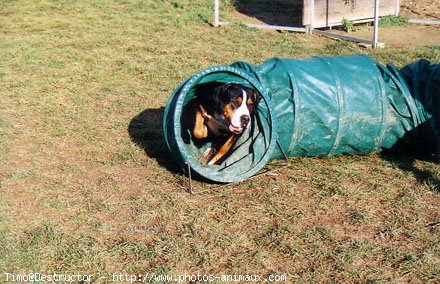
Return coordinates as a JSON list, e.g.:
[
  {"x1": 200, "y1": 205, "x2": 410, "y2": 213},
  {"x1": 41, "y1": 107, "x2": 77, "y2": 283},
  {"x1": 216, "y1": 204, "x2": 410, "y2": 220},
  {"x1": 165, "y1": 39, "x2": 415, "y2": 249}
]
[
  {"x1": 0, "y1": 0, "x2": 439, "y2": 283},
  {"x1": 342, "y1": 17, "x2": 356, "y2": 32},
  {"x1": 379, "y1": 15, "x2": 410, "y2": 28}
]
